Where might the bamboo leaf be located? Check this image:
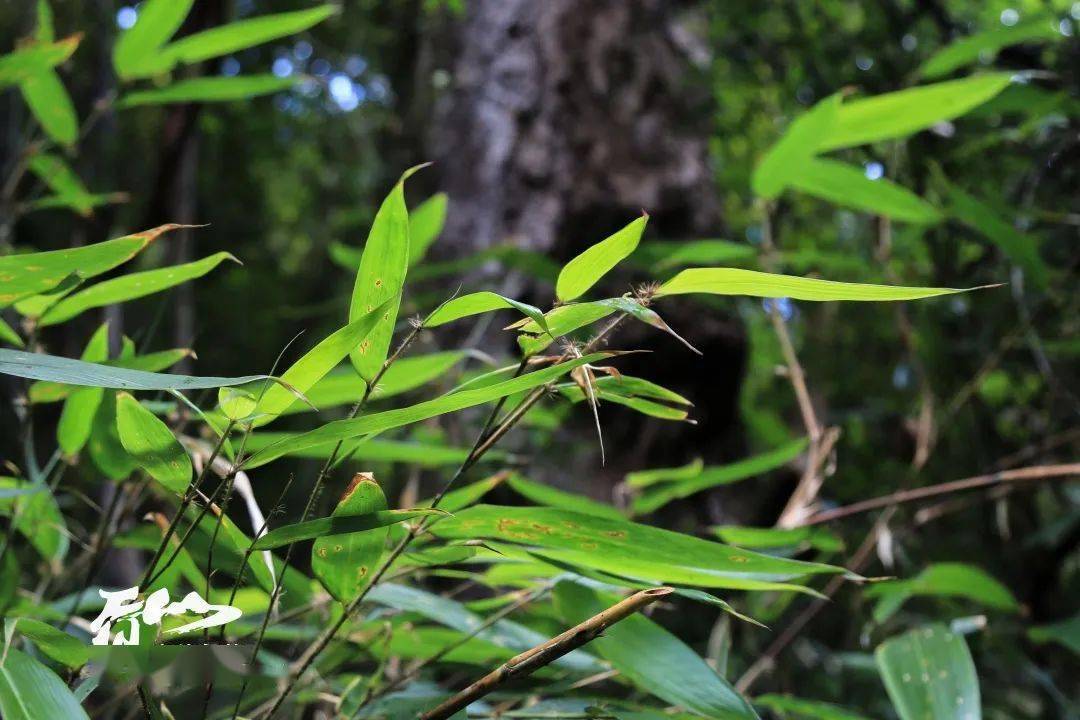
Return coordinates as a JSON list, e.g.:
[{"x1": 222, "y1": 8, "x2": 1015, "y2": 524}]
[
  {"x1": 876, "y1": 625, "x2": 980, "y2": 720},
  {"x1": 349, "y1": 167, "x2": 422, "y2": 381},
  {"x1": 243, "y1": 434, "x2": 495, "y2": 467},
  {"x1": 253, "y1": 508, "x2": 440, "y2": 551},
  {"x1": 424, "y1": 291, "x2": 549, "y2": 332},
  {"x1": 753, "y1": 92, "x2": 842, "y2": 199},
  {"x1": 655, "y1": 268, "x2": 972, "y2": 301},
  {"x1": 556, "y1": 214, "x2": 648, "y2": 302},
  {"x1": 788, "y1": 158, "x2": 943, "y2": 224},
  {"x1": 312, "y1": 474, "x2": 389, "y2": 602},
  {"x1": 755, "y1": 694, "x2": 871, "y2": 720},
  {"x1": 920, "y1": 17, "x2": 1060, "y2": 79},
  {"x1": 30, "y1": 349, "x2": 193, "y2": 404},
  {"x1": 554, "y1": 580, "x2": 758, "y2": 718},
  {"x1": 0, "y1": 648, "x2": 90, "y2": 720},
  {"x1": 115, "y1": 392, "x2": 192, "y2": 495},
  {"x1": 408, "y1": 192, "x2": 448, "y2": 265},
  {"x1": 118, "y1": 75, "x2": 297, "y2": 107},
  {"x1": 112, "y1": 0, "x2": 194, "y2": 78},
  {"x1": 20, "y1": 70, "x2": 77, "y2": 146},
  {"x1": 243, "y1": 353, "x2": 608, "y2": 468},
  {"x1": 819, "y1": 74, "x2": 1012, "y2": 150},
  {"x1": 0, "y1": 36, "x2": 79, "y2": 89},
  {"x1": 712, "y1": 525, "x2": 843, "y2": 554},
  {"x1": 1027, "y1": 614, "x2": 1080, "y2": 656},
  {"x1": 433, "y1": 505, "x2": 843, "y2": 590},
  {"x1": 56, "y1": 323, "x2": 109, "y2": 455},
  {"x1": 0, "y1": 478, "x2": 67, "y2": 563},
  {"x1": 25, "y1": 154, "x2": 95, "y2": 217},
  {"x1": 633, "y1": 238, "x2": 756, "y2": 271},
  {"x1": 39, "y1": 251, "x2": 239, "y2": 326},
  {"x1": 0, "y1": 318, "x2": 22, "y2": 348},
  {"x1": 505, "y1": 473, "x2": 625, "y2": 520},
  {"x1": 865, "y1": 563, "x2": 1019, "y2": 623},
  {"x1": 4, "y1": 618, "x2": 88, "y2": 669}
]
